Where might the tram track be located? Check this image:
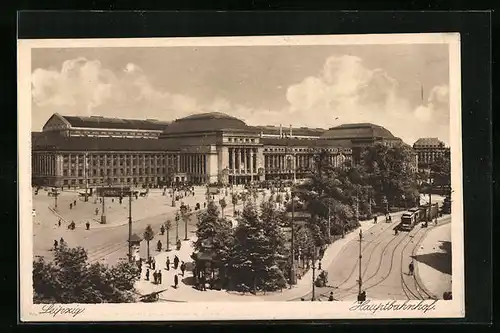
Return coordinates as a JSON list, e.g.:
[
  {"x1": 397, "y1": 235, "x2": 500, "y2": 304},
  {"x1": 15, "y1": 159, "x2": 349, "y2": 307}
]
[
  {"x1": 304, "y1": 218, "x2": 450, "y2": 301},
  {"x1": 289, "y1": 218, "x2": 402, "y2": 301},
  {"x1": 331, "y1": 227, "x2": 410, "y2": 299}
]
